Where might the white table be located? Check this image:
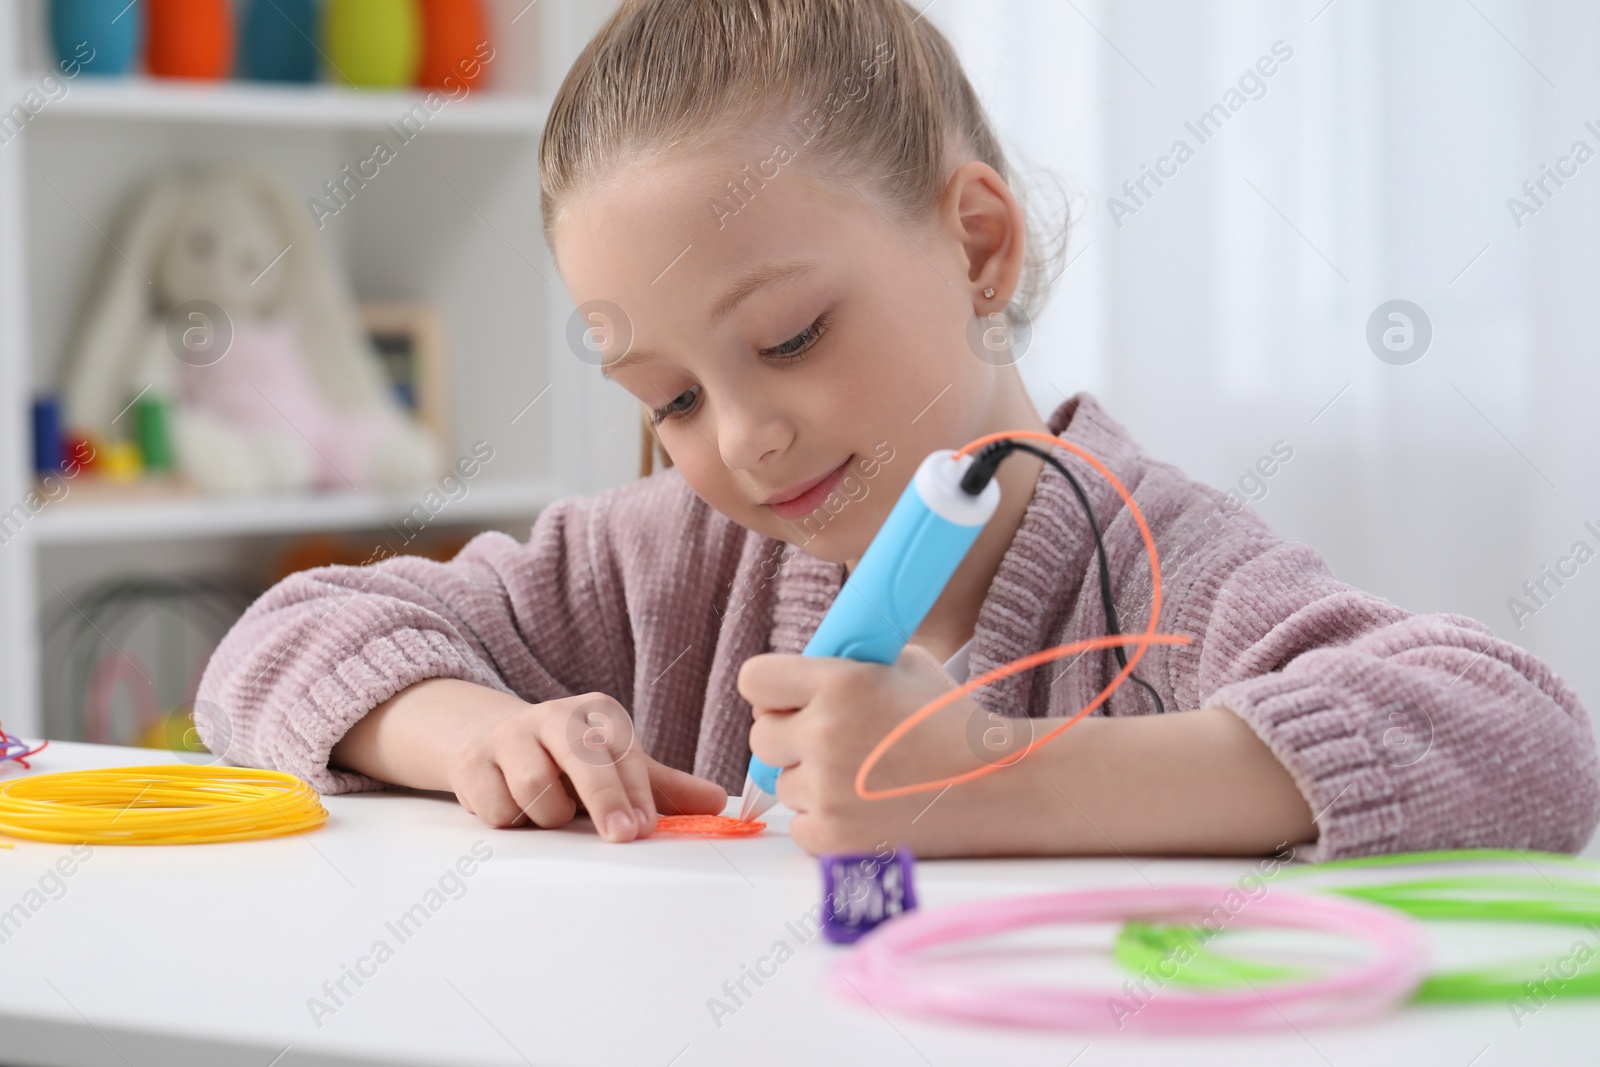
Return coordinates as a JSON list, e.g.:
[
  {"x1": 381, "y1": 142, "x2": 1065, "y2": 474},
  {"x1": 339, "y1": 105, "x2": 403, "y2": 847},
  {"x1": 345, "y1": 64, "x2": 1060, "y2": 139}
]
[{"x1": 0, "y1": 741, "x2": 1593, "y2": 1067}]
